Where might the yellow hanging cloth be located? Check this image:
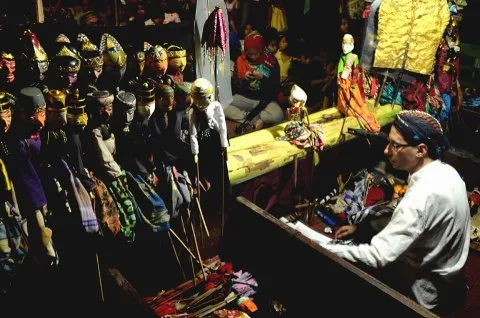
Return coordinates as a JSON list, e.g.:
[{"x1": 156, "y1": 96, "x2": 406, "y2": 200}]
[{"x1": 269, "y1": 5, "x2": 288, "y2": 33}]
